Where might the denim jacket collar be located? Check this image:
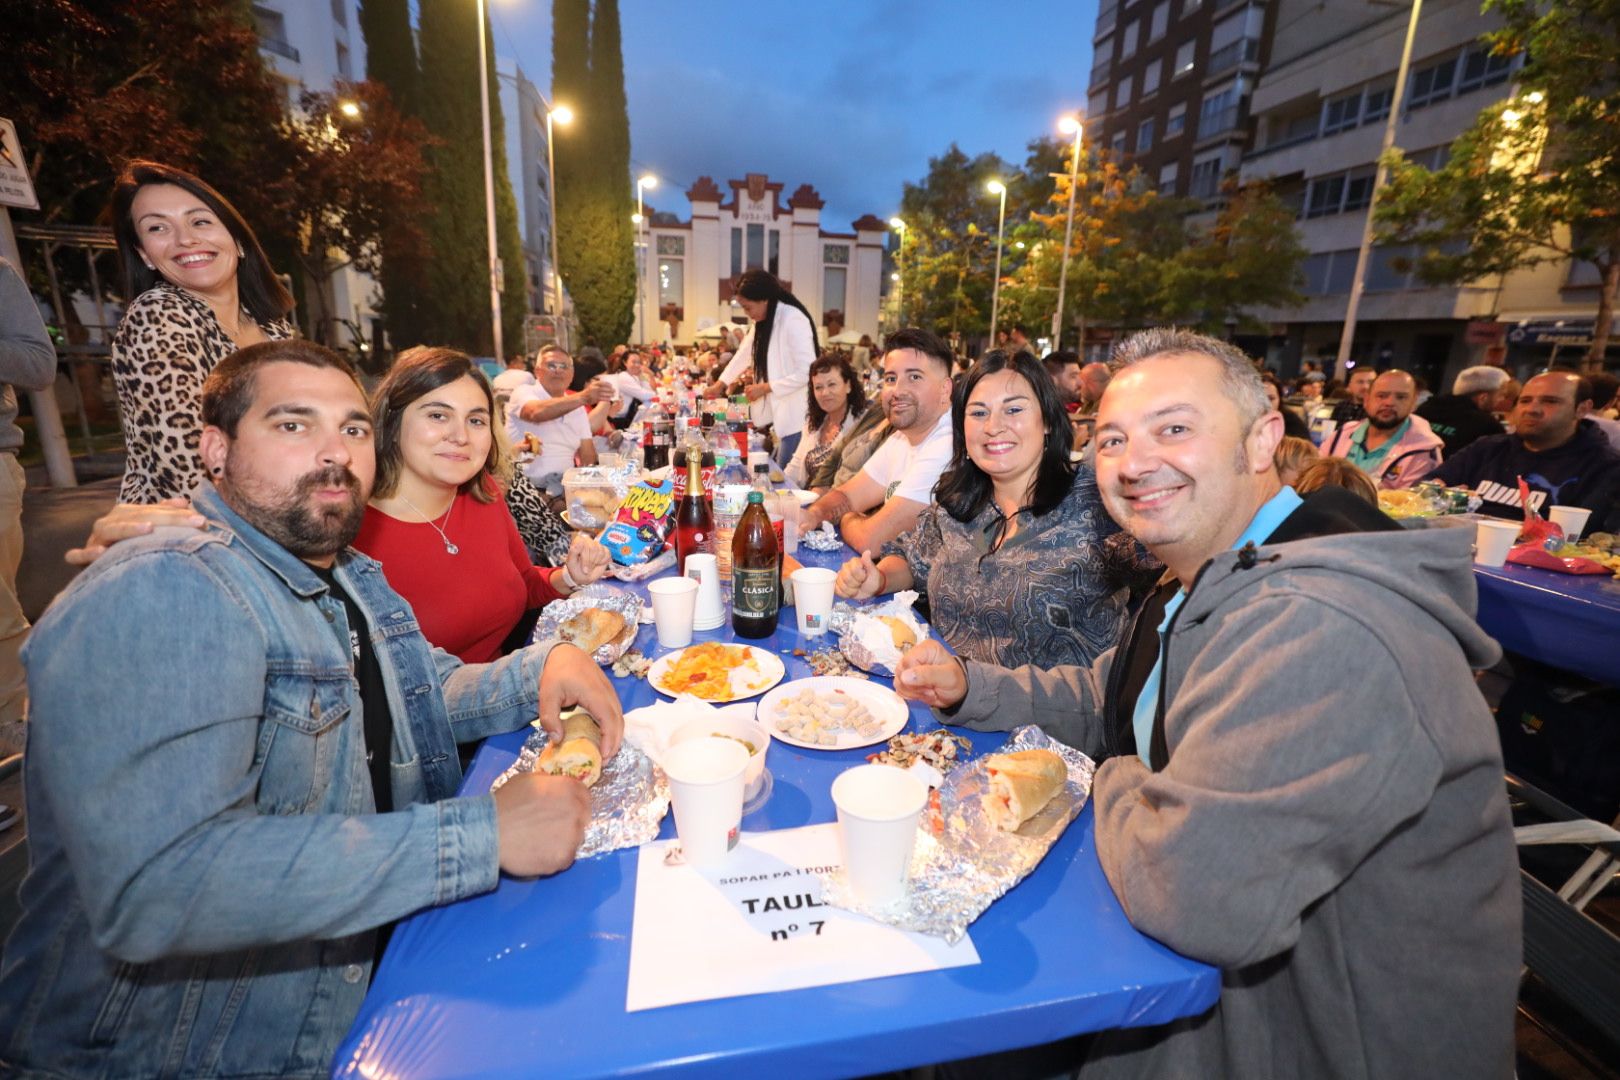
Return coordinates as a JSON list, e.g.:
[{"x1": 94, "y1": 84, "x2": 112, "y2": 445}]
[{"x1": 191, "y1": 481, "x2": 382, "y2": 600}]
